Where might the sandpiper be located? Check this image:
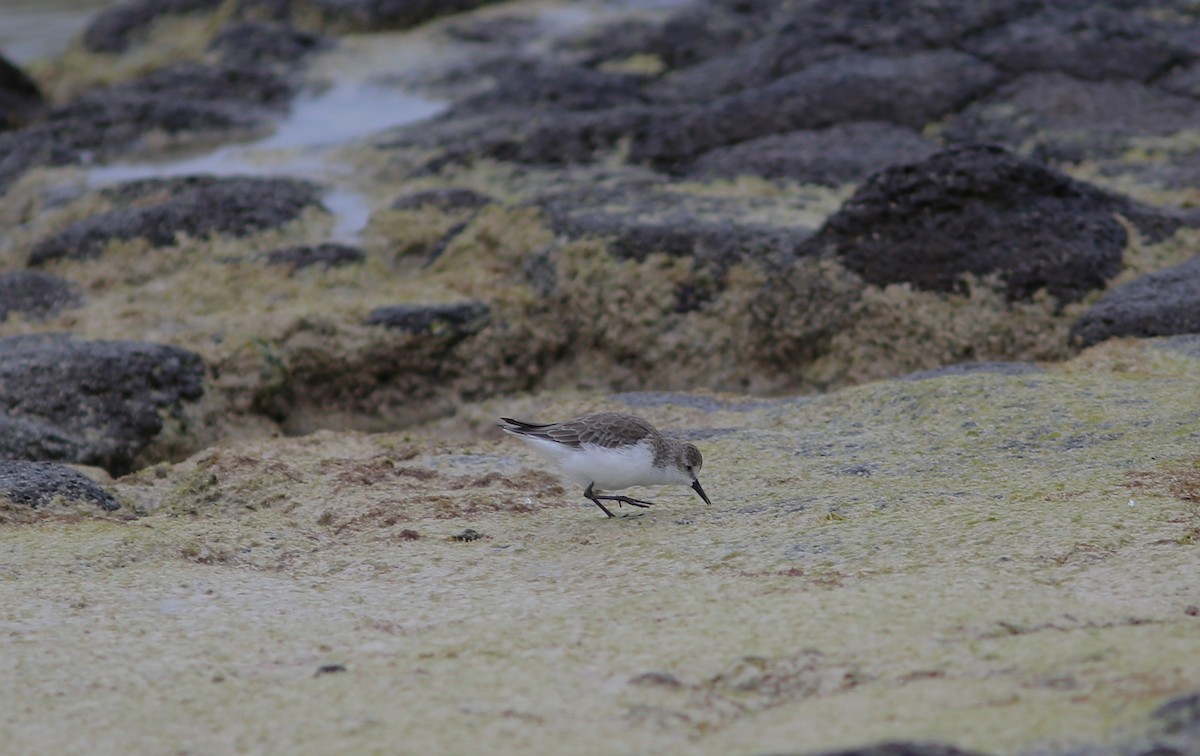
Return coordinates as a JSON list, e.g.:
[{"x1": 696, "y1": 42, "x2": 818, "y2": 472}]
[{"x1": 499, "y1": 412, "x2": 712, "y2": 518}]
